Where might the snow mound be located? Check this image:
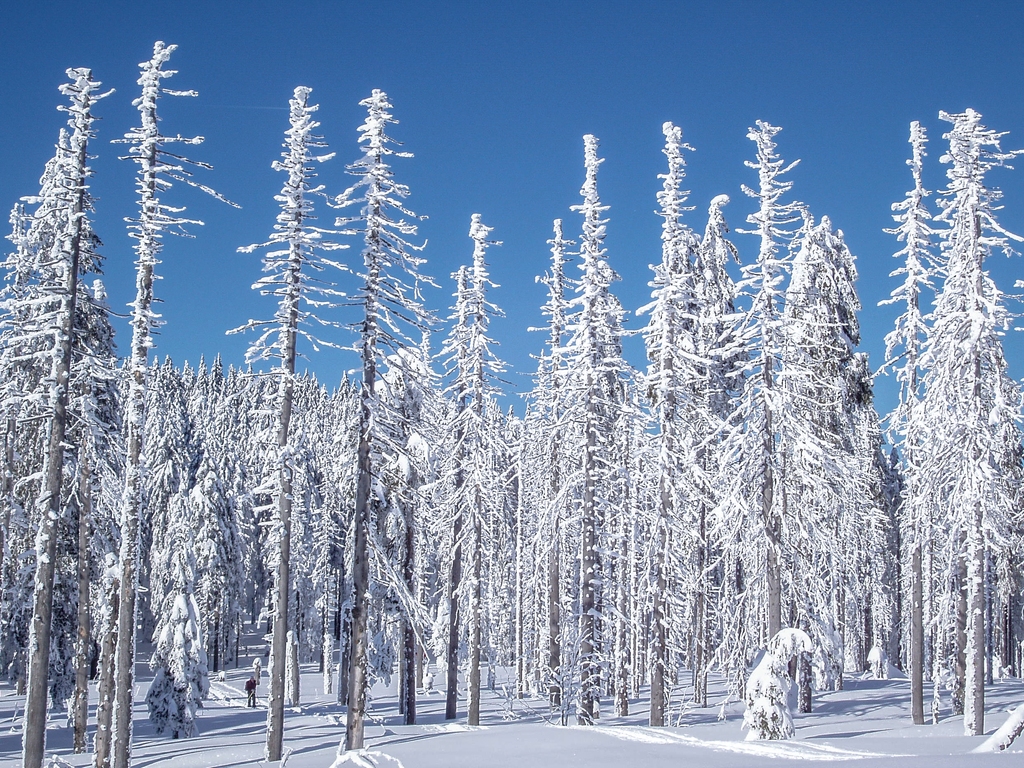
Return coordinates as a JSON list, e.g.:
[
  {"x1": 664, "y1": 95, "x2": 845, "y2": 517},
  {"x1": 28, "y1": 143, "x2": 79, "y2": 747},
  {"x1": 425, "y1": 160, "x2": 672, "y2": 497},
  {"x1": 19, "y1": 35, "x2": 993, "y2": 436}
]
[
  {"x1": 972, "y1": 702, "x2": 1024, "y2": 753},
  {"x1": 329, "y1": 747, "x2": 406, "y2": 768}
]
